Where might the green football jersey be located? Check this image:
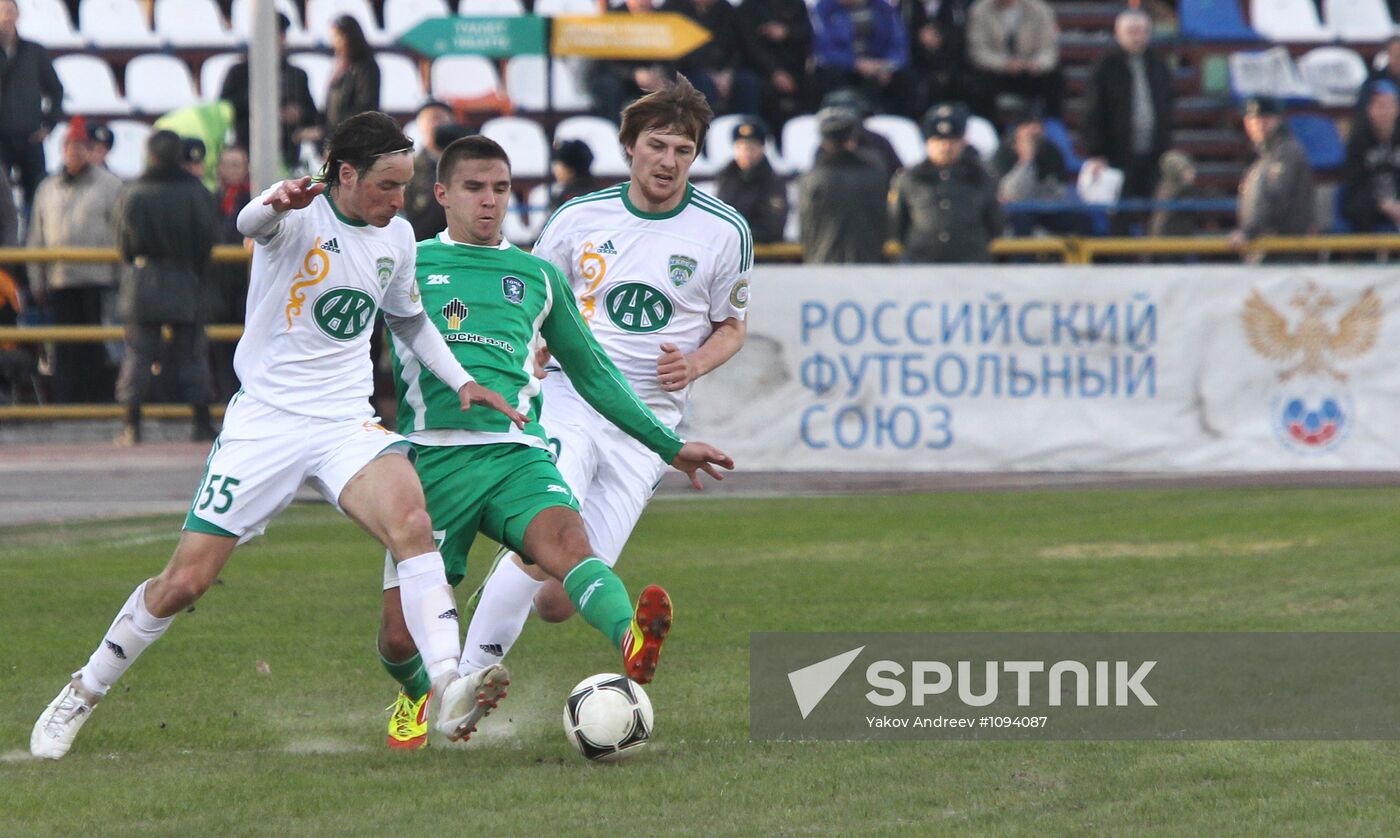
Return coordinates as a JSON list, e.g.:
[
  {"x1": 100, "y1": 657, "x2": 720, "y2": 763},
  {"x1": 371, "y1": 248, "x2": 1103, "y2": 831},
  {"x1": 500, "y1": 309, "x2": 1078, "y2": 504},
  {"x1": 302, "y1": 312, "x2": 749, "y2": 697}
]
[{"x1": 390, "y1": 232, "x2": 683, "y2": 463}]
